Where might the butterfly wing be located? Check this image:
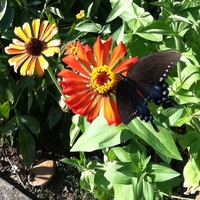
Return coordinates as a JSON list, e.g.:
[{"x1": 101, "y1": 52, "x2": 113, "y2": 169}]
[
  {"x1": 128, "y1": 50, "x2": 181, "y2": 82},
  {"x1": 127, "y1": 50, "x2": 181, "y2": 104},
  {"x1": 116, "y1": 78, "x2": 159, "y2": 132}
]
